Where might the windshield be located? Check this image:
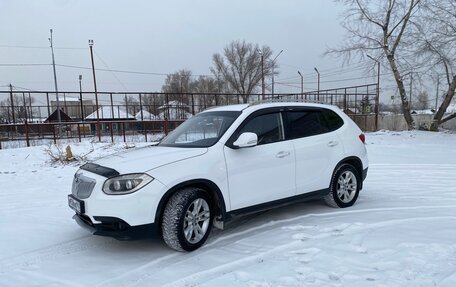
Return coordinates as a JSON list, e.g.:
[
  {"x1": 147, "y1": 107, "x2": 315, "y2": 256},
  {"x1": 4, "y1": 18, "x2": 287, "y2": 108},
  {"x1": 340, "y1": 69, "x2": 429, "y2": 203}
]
[{"x1": 159, "y1": 111, "x2": 241, "y2": 148}]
